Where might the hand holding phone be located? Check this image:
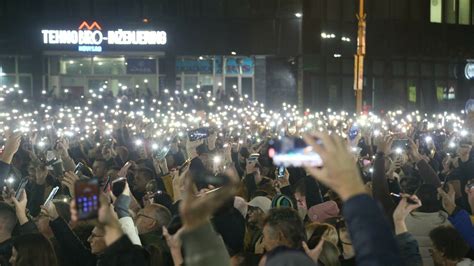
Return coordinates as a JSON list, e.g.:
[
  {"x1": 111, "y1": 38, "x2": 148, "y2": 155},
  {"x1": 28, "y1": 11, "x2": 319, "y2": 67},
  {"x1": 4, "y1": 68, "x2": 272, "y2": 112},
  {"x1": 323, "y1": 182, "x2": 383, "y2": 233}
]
[
  {"x1": 111, "y1": 177, "x2": 127, "y2": 197},
  {"x1": 44, "y1": 186, "x2": 60, "y2": 206},
  {"x1": 74, "y1": 179, "x2": 100, "y2": 220}
]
